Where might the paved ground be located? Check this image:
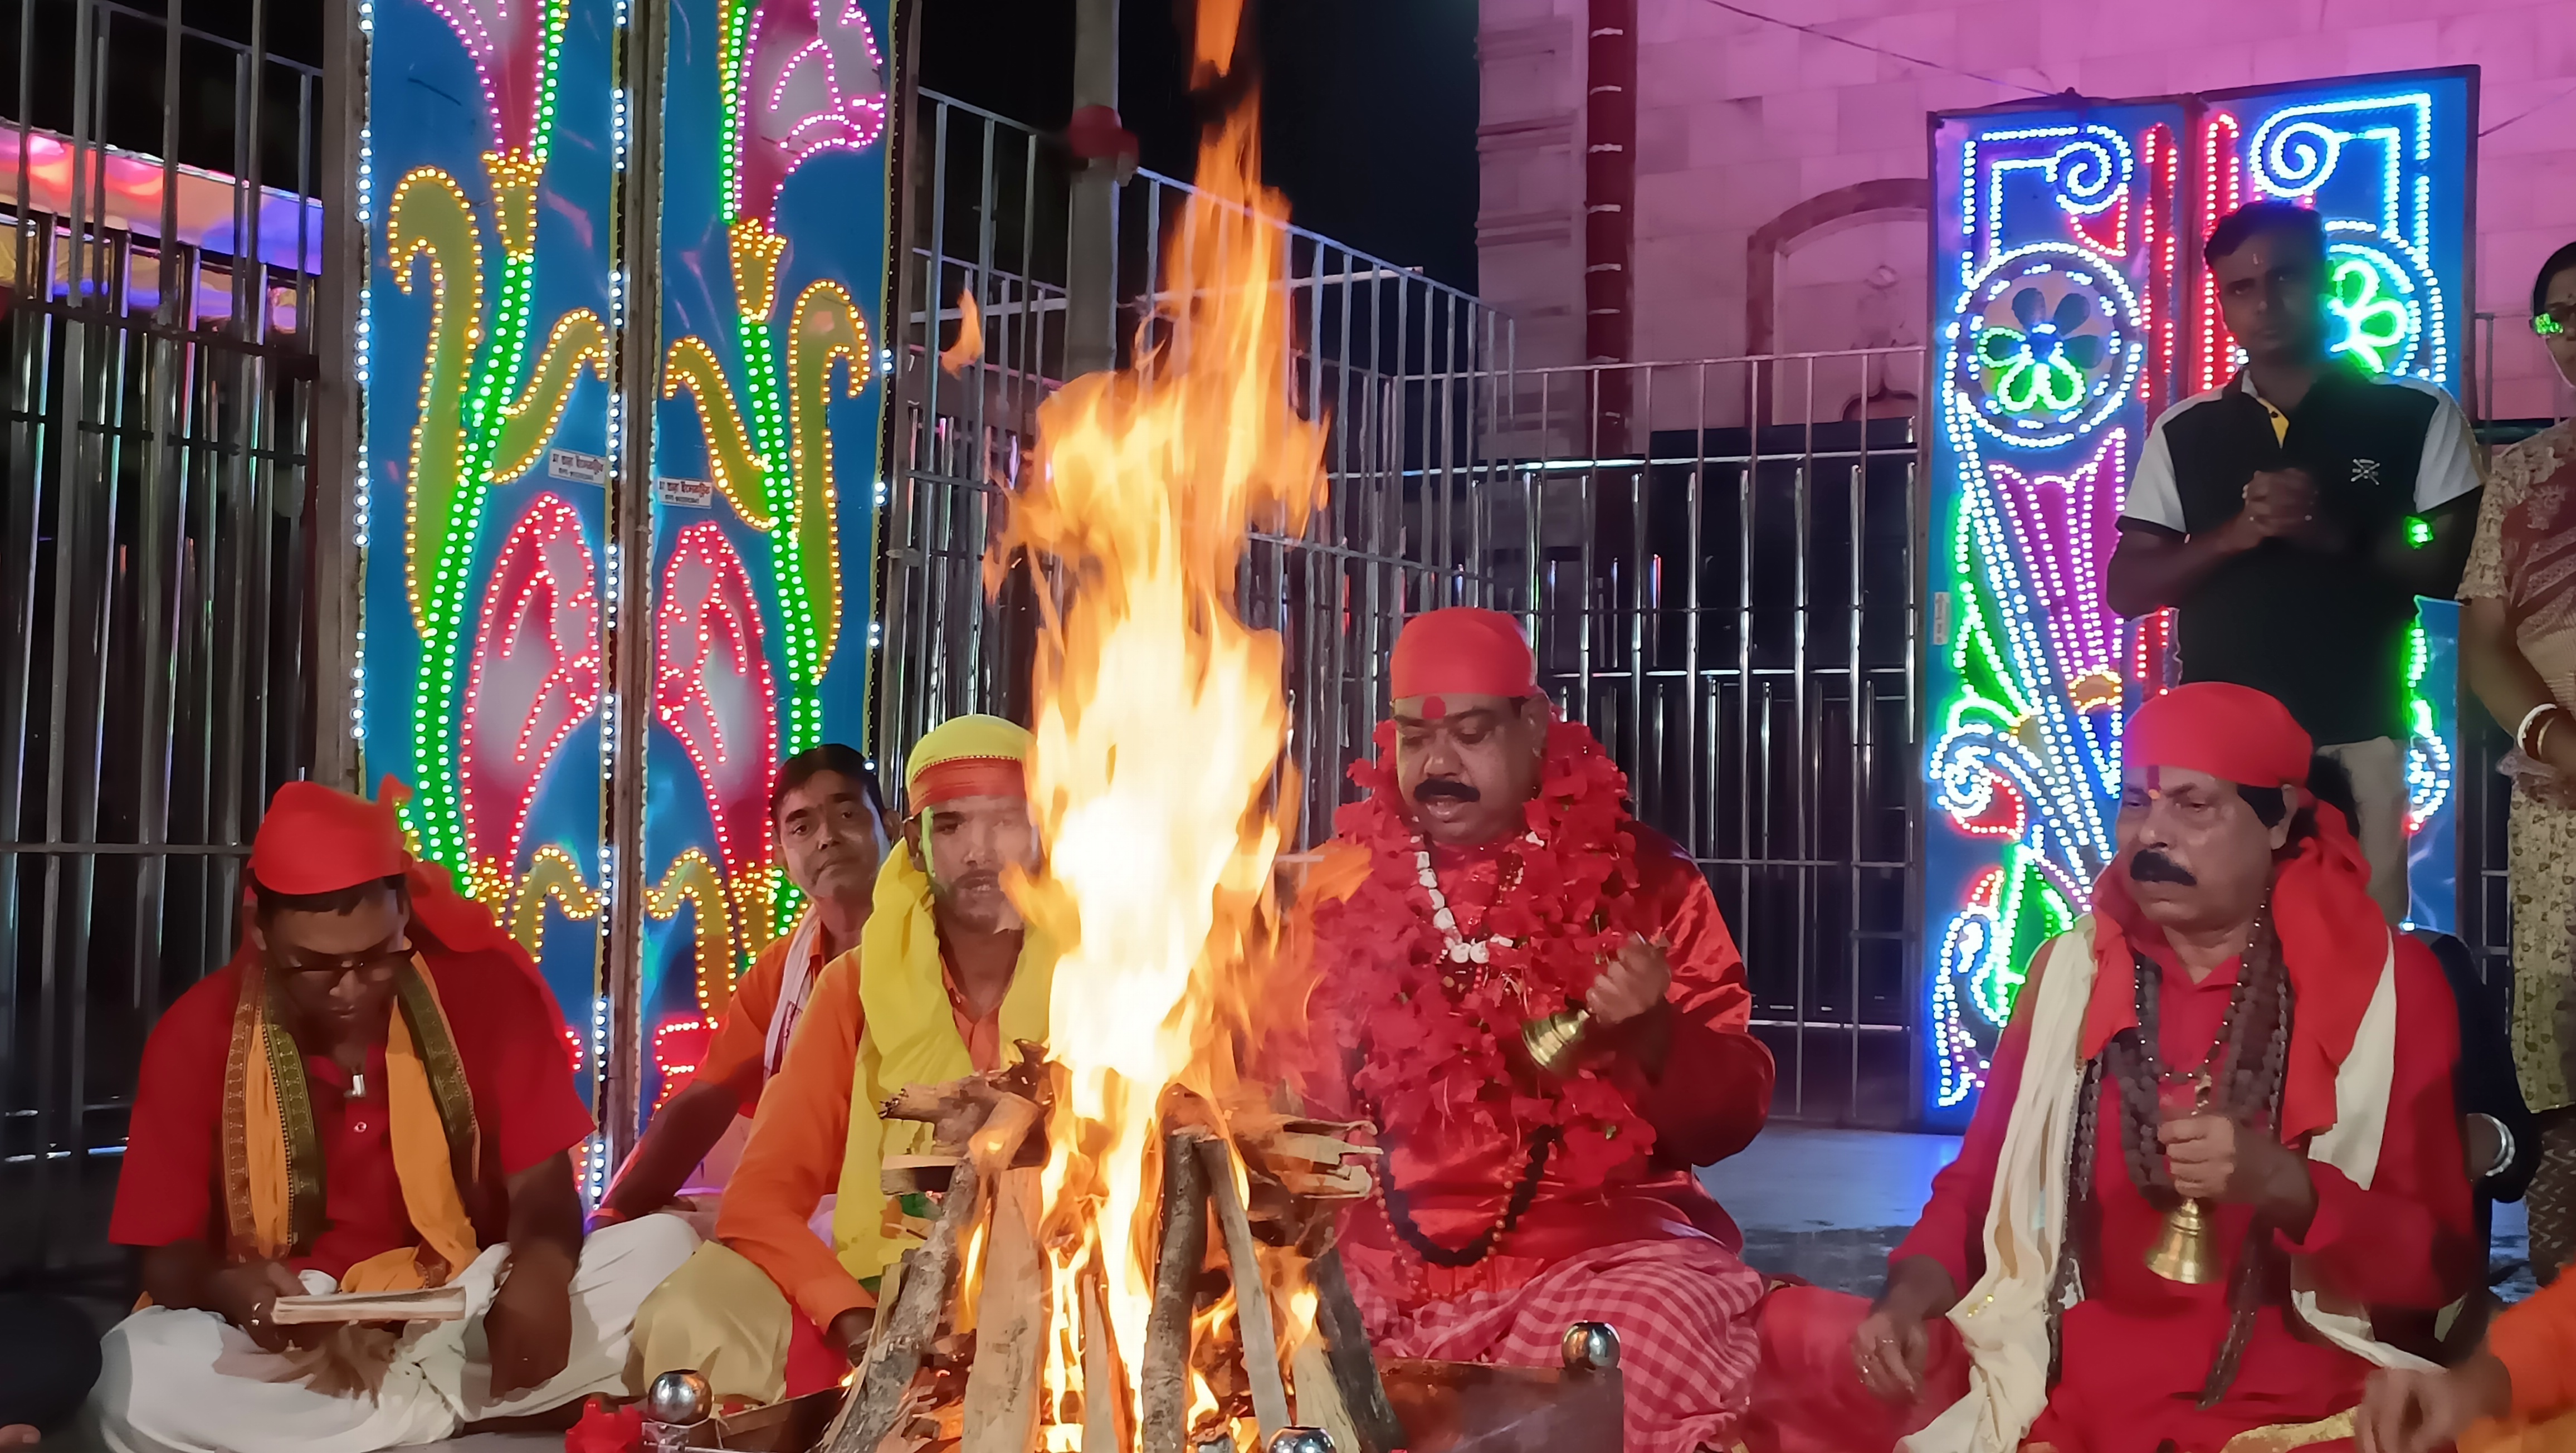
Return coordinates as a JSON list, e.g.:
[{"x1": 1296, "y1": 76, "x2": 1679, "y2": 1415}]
[{"x1": 34, "y1": 1127, "x2": 2533, "y2": 1449}]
